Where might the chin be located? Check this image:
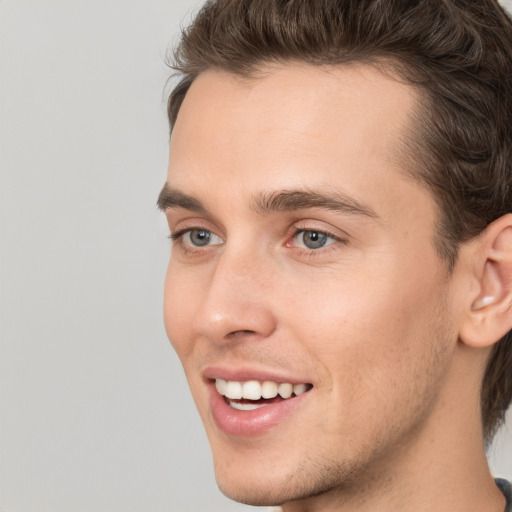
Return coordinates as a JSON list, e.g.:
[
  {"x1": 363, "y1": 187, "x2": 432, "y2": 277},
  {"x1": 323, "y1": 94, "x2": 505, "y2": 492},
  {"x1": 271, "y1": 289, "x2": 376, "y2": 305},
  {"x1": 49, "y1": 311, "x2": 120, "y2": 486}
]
[
  {"x1": 211, "y1": 451, "x2": 285, "y2": 505},
  {"x1": 217, "y1": 482, "x2": 281, "y2": 507},
  {"x1": 210, "y1": 447, "x2": 300, "y2": 506},
  {"x1": 211, "y1": 448, "x2": 358, "y2": 508},
  {"x1": 215, "y1": 469, "x2": 301, "y2": 507}
]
